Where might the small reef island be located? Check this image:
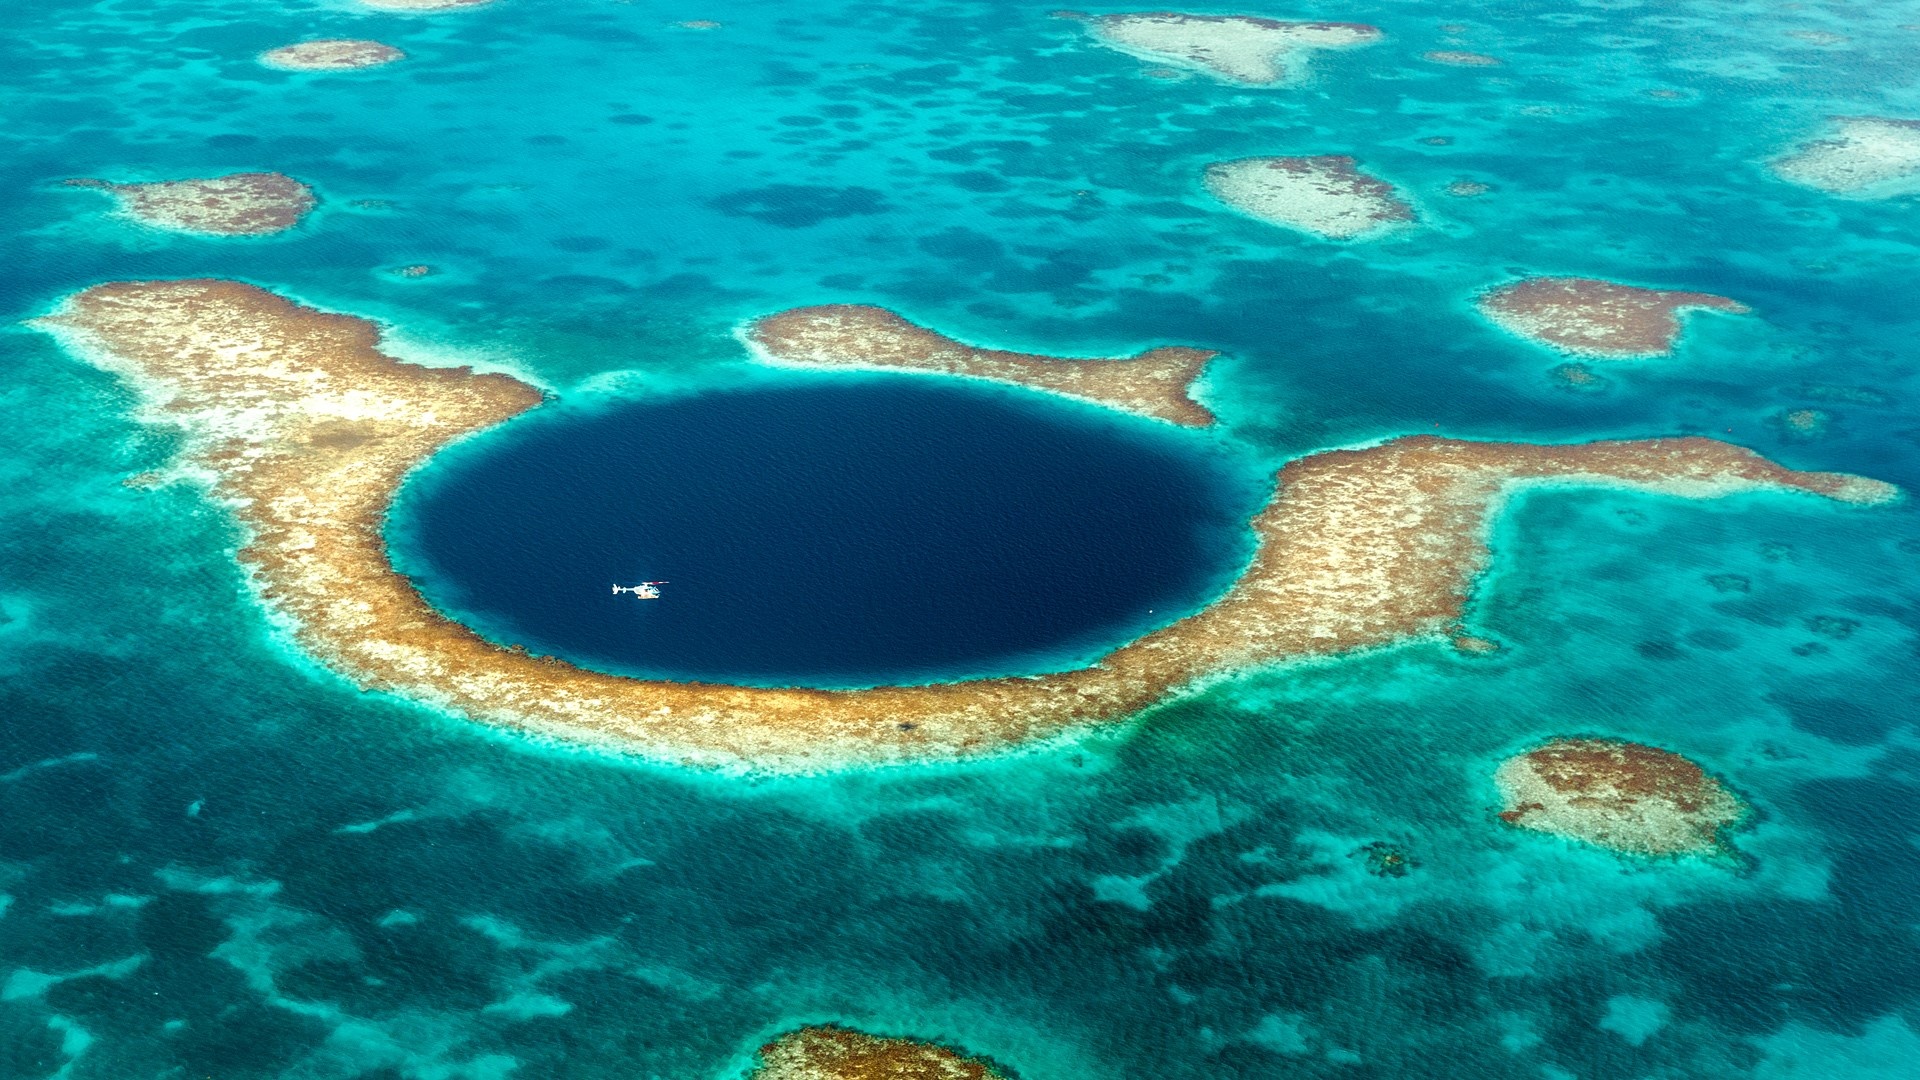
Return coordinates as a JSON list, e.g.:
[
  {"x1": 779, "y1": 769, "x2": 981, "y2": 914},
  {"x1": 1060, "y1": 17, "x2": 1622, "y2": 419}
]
[
  {"x1": 1062, "y1": 11, "x2": 1380, "y2": 85},
  {"x1": 1206, "y1": 155, "x2": 1414, "y2": 240},
  {"x1": 1477, "y1": 277, "x2": 1750, "y2": 358},
  {"x1": 1770, "y1": 116, "x2": 1920, "y2": 197},
  {"x1": 749, "y1": 1027, "x2": 1008, "y2": 1080},
  {"x1": 260, "y1": 40, "x2": 405, "y2": 71},
  {"x1": 1496, "y1": 739, "x2": 1749, "y2": 857},
  {"x1": 65, "y1": 172, "x2": 315, "y2": 236},
  {"x1": 39, "y1": 280, "x2": 1897, "y2": 770},
  {"x1": 747, "y1": 304, "x2": 1215, "y2": 426}
]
